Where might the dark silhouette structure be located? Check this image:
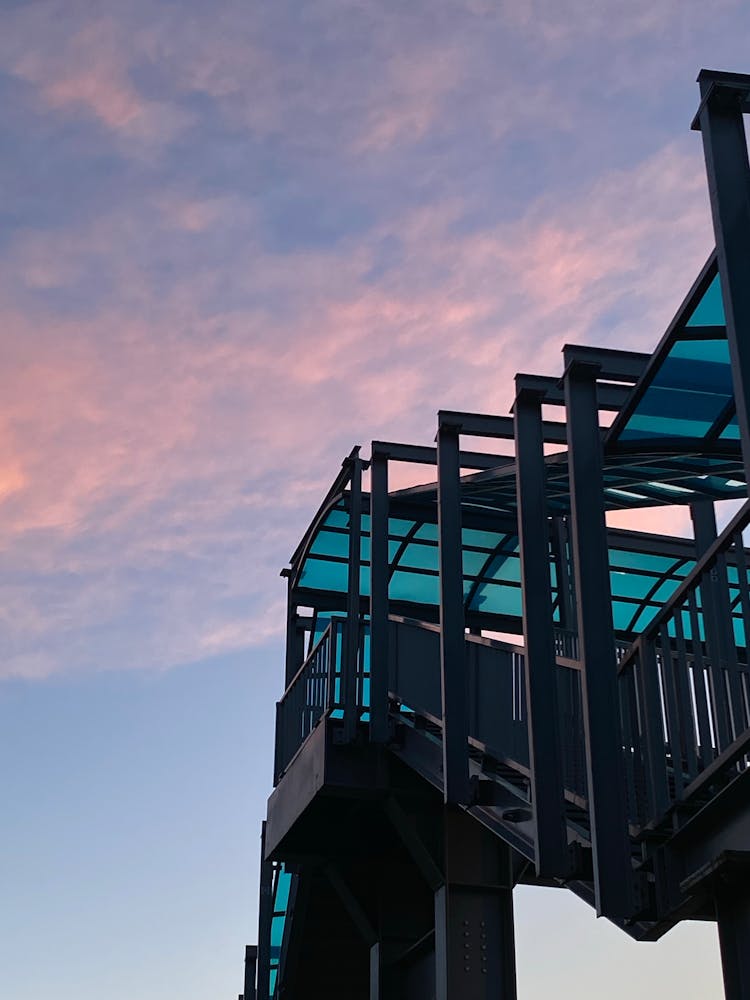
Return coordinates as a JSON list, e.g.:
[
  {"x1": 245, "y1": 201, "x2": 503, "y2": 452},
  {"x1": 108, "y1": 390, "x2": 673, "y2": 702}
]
[{"x1": 243, "y1": 70, "x2": 750, "y2": 999}]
